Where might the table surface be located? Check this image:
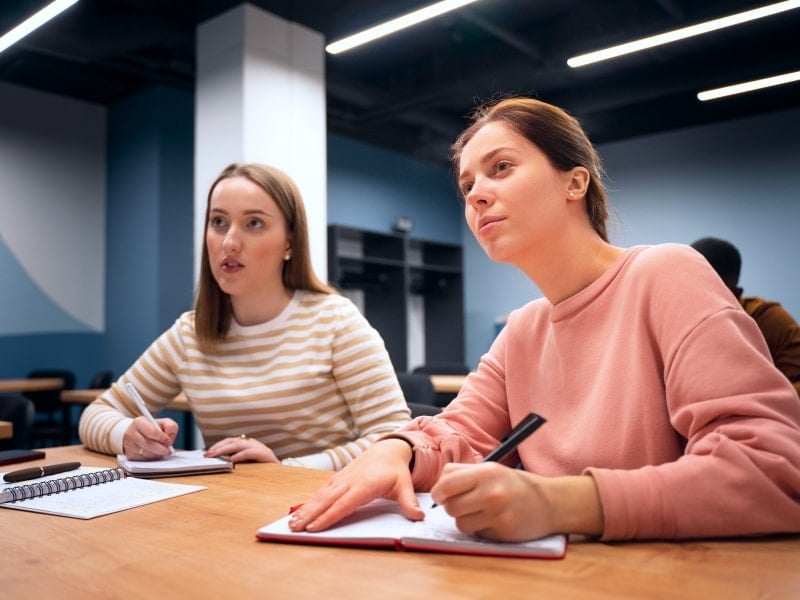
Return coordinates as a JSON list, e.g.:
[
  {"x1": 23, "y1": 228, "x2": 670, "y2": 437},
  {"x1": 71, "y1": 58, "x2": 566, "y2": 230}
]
[
  {"x1": 0, "y1": 378, "x2": 65, "y2": 393},
  {"x1": 62, "y1": 375, "x2": 466, "y2": 407},
  {"x1": 2, "y1": 445, "x2": 798, "y2": 599},
  {"x1": 62, "y1": 388, "x2": 191, "y2": 411},
  {"x1": 428, "y1": 374, "x2": 466, "y2": 393}
]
